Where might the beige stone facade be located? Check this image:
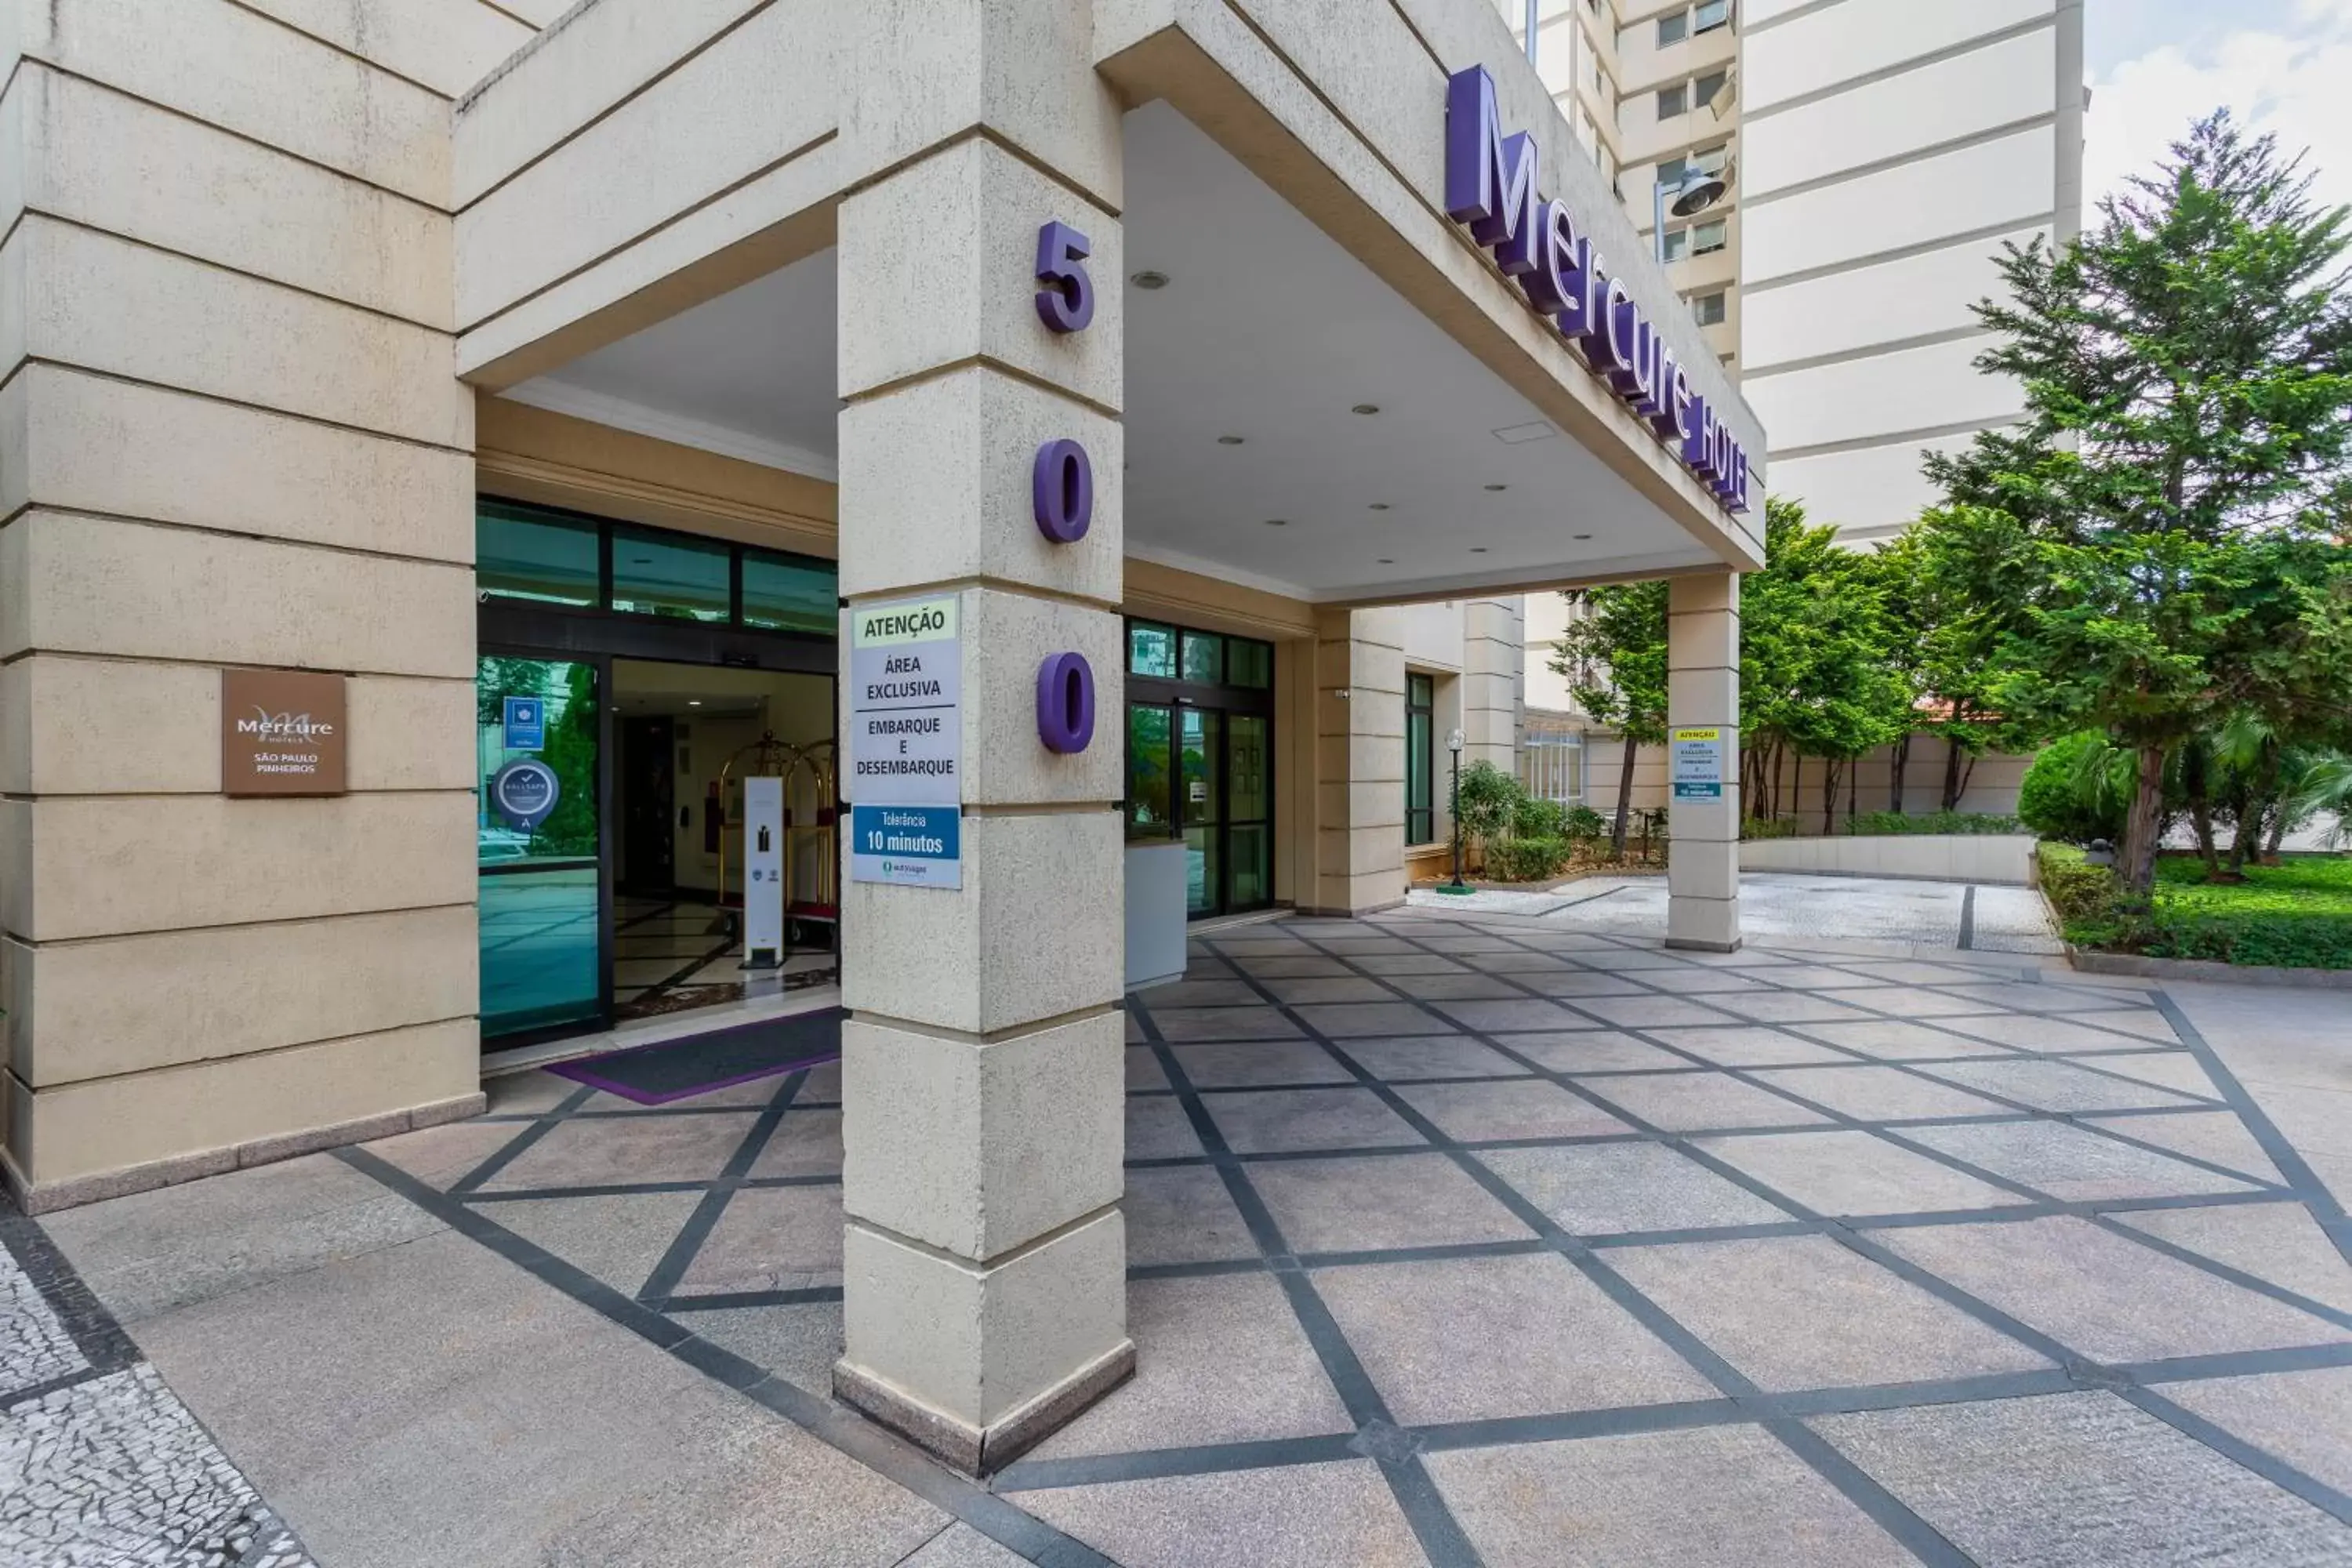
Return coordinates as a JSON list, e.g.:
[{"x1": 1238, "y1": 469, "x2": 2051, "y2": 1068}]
[{"x1": 2, "y1": 0, "x2": 1767, "y2": 1461}]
